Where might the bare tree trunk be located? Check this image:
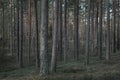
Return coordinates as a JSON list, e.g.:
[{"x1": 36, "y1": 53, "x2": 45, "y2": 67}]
[
  {"x1": 116, "y1": 0, "x2": 120, "y2": 50},
  {"x1": 95, "y1": 1, "x2": 99, "y2": 56},
  {"x1": 17, "y1": 0, "x2": 20, "y2": 65},
  {"x1": 85, "y1": 0, "x2": 90, "y2": 65},
  {"x1": 34, "y1": 0, "x2": 40, "y2": 69},
  {"x1": 51, "y1": 0, "x2": 59, "y2": 73},
  {"x1": 9, "y1": 0, "x2": 13, "y2": 56},
  {"x1": 13, "y1": 4, "x2": 17, "y2": 55},
  {"x1": 2, "y1": 2, "x2": 5, "y2": 56},
  {"x1": 106, "y1": 0, "x2": 110, "y2": 61},
  {"x1": 63, "y1": 0, "x2": 67, "y2": 63},
  {"x1": 73, "y1": 0, "x2": 79, "y2": 61},
  {"x1": 98, "y1": 0, "x2": 103, "y2": 59},
  {"x1": 58, "y1": 0, "x2": 63, "y2": 61},
  {"x1": 113, "y1": 0, "x2": 117, "y2": 53},
  {"x1": 90, "y1": 1, "x2": 95, "y2": 54},
  {"x1": 40, "y1": 0, "x2": 49, "y2": 75},
  {"x1": 28, "y1": 0, "x2": 32, "y2": 66},
  {"x1": 18, "y1": 0, "x2": 24, "y2": 68}
]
